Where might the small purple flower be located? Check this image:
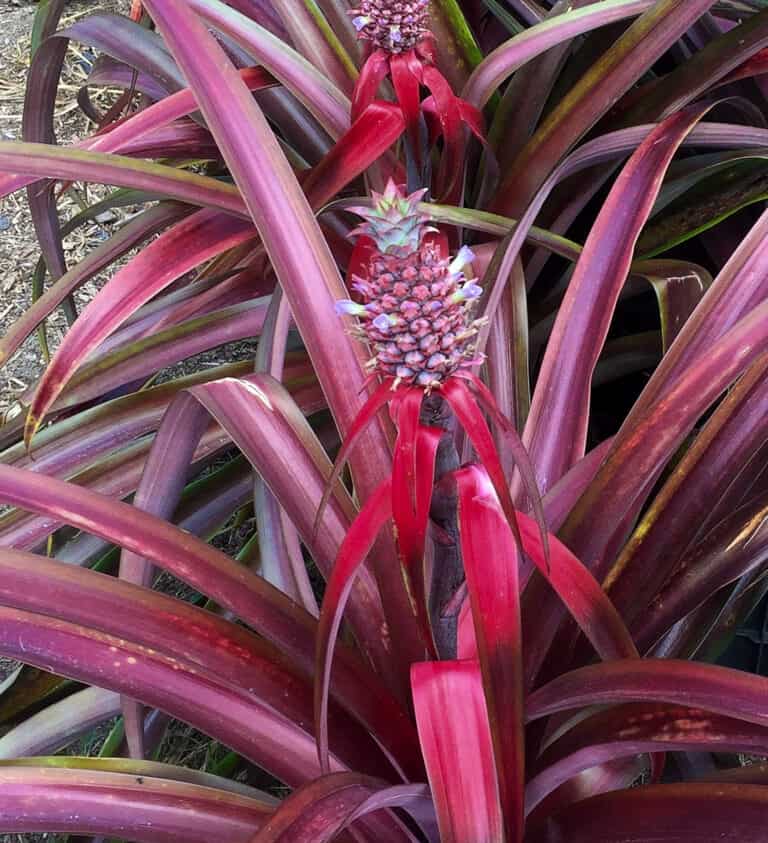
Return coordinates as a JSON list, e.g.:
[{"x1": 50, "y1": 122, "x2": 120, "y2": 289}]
[
  {"x1": 335, "y1": 299, "x2": 368, "y2": 317},
  {"x1": 449, "y1": 281, "x2": 483, "y2": 305},
  {"x1": 449, "y1": 246, "x2": 475, "y2": 275},
  {"x1": 373, "y1": 313, "x2": 398, "y2": 332}
]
